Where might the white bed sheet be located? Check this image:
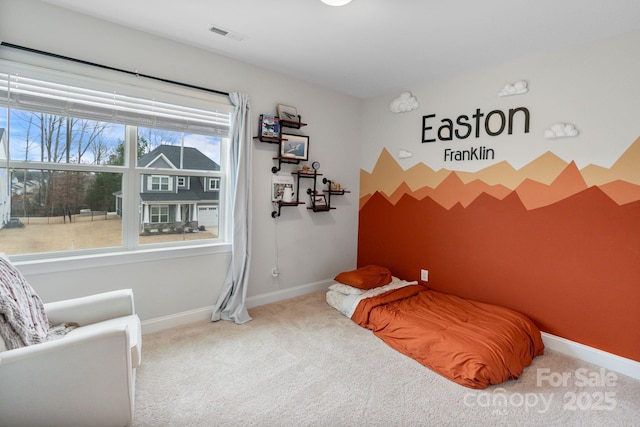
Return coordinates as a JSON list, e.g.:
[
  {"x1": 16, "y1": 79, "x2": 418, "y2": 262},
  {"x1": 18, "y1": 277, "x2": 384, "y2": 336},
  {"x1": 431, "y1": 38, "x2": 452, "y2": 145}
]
[{"x1": 326, "y1": 279, "x2": 418, "y2": 318}]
